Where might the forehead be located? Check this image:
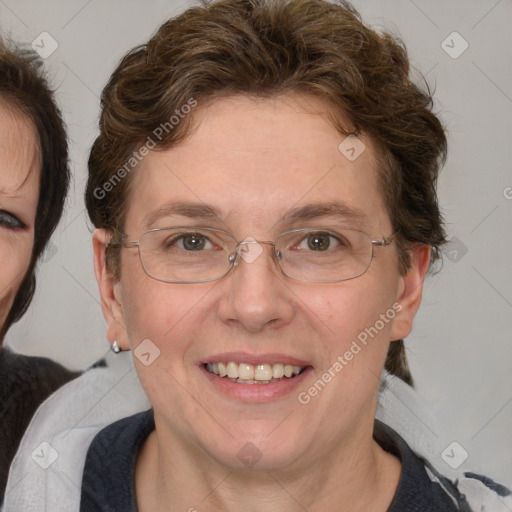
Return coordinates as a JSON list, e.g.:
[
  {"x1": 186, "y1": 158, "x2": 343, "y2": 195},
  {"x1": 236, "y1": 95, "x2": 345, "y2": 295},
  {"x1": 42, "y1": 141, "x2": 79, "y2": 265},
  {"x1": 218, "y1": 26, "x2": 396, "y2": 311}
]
[
  {"x1": 127, "y1": 94, "x2": 390, "y2": 234},
  {"x1": 0, "y1": 100, "x2": 41, "y2": 195}
]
